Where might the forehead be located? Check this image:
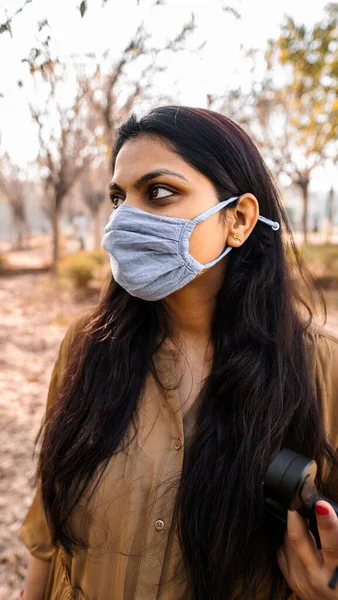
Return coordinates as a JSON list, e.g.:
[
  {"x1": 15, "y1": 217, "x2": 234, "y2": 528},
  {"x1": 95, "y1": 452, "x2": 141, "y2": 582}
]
[{"x1": 113, "y1": 134, "x2": 200, "y2": 183}]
